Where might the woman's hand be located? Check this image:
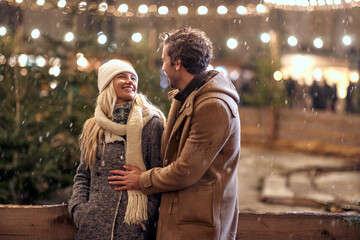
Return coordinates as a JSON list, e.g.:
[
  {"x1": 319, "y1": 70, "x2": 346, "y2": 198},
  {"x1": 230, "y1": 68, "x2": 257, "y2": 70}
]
[{"x1": 108, "y1": 165, "x2": 143, "y2": 191}]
